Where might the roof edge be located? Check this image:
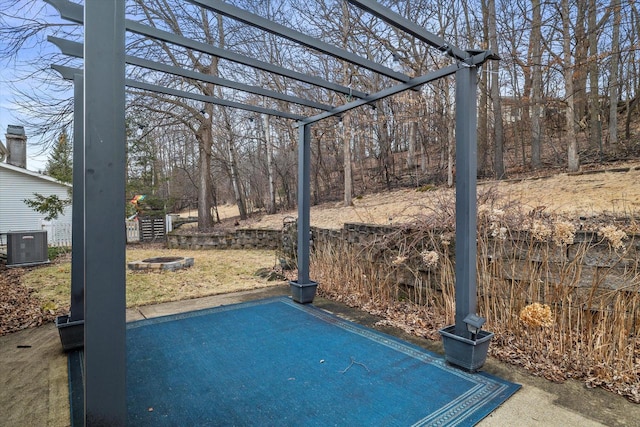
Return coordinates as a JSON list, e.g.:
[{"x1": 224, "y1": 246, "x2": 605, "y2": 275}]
[{"x1": 0, "y1": 161, "x2": 72, "y2": 188}]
